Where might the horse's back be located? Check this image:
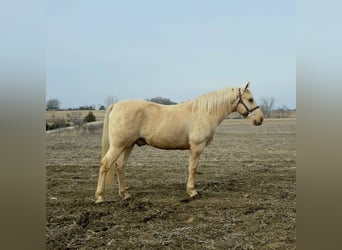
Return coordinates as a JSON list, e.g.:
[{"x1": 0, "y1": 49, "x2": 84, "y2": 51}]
[{"x1": 110, "y1": 100, "x2": 161, "y2": 121}]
